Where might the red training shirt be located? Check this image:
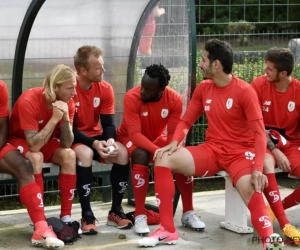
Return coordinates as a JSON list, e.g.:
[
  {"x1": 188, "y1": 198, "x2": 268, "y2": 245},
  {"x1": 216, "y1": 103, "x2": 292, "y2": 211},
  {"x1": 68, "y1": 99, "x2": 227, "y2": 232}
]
[
  {"x1": 117, "y1": 85, "x2": 182, "y2": 154},
  {"x1": 252, "y1": 75, "x2": 300, "y2": 145},
  {"x1": 0, "y1": 80, "x2": 9, "y2": 118},
  {"x1": 73, "y1": 80, "x2": 114, "y2": 137},
  {"x1": 9, "y1": 87, "x2": 75, "y2": 139}
]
